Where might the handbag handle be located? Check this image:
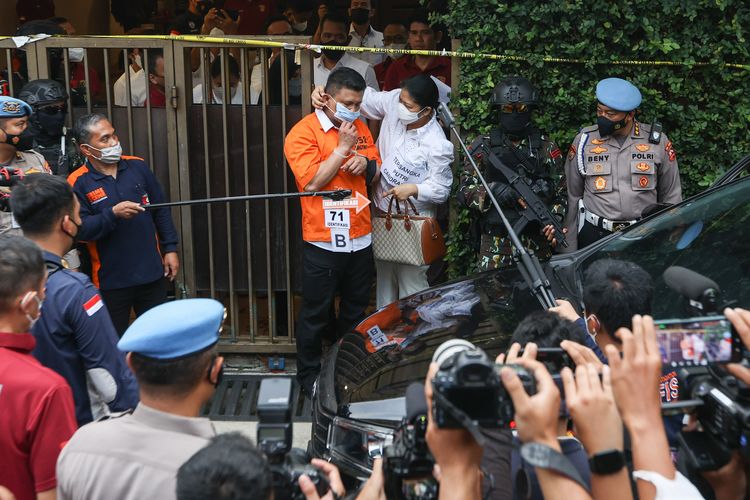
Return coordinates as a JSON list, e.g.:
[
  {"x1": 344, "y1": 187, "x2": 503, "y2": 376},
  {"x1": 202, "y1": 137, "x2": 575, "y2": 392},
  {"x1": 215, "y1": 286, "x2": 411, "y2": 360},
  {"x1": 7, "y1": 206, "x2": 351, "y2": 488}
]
[{"x1": 385, "y1": 195, "x2": 414, "y2": 232}]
